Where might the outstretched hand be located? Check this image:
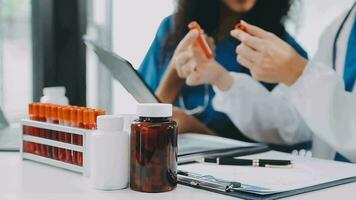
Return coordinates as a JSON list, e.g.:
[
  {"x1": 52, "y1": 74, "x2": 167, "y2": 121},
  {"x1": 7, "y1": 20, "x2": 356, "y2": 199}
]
[{"x1": 230, "y1": 20, "x2": 308, "y2": 86}]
